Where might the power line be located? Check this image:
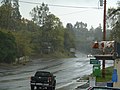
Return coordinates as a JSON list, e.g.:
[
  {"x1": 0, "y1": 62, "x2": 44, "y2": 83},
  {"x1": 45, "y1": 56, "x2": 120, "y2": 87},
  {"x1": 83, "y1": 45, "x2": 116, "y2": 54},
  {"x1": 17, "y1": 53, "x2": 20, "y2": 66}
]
[
  {"x1": 48, "y1": 4, "x2": 102, "y2": 9},
  {"x1": 19, "y1": 0, "x2": 102, "y2": 9},
  {"x1": 58, "y1": 10, "x2": 89, "y2": 16},
  {"x1": 19, "y1": 1, "x2": 40, "y2": 5}
]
